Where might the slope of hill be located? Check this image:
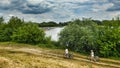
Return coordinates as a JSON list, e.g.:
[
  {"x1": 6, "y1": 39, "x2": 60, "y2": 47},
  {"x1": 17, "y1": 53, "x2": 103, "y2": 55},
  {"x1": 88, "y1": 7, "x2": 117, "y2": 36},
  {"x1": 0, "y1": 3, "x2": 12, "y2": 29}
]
[{"x1": 0, "y1": 42, "x2": 120, "y2": 68}]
